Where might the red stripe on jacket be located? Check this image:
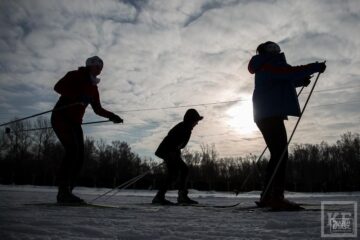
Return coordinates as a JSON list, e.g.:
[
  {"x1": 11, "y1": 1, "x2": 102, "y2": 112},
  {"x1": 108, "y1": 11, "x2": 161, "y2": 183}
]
[{"x1": 260, "y1": 63, "x2": 310, "y2": 74}]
